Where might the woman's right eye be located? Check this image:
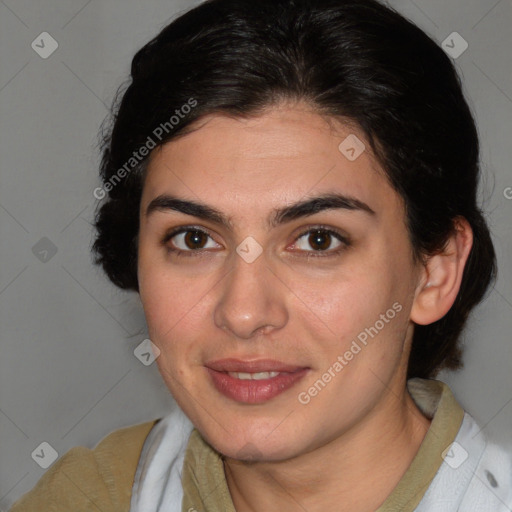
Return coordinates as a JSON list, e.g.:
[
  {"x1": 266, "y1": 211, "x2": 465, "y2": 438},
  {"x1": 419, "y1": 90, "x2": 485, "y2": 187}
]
[{"x1": 162, "y1": 227, "x2": 221, "y2": 257}]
